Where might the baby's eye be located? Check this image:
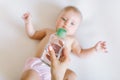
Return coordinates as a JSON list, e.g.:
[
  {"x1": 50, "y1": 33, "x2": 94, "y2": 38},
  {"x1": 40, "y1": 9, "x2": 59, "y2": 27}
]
[
  {"x1": 71, "y1": 22, "x2": 75, "y2": 25},
  {"x1": 61, "y1": 17, "x2": 67, "y2": 21}
]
